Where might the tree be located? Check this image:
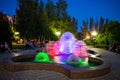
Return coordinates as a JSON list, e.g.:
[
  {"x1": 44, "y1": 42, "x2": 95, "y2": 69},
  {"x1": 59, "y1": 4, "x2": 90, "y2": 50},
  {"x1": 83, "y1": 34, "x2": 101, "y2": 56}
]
[
  {"x1": 46, "y1": 0, "x2": 55, "y2": 21},
  {"x1": 99, "y1": 17, "x2": 104, "y2": 33},
  {"x1": 95, "y1": 32, "x2": 113, "y2": 44},
  {"x1": 16, "y1": 0, "x2": 78, "y2": 41},
  {"x1": 95, "y1": 20, "x2": 99, "y2": 32},
  {"x1": 89, "y1": 18, "x2": 94, "y2": 31},
  {"x1": 16, "y1": 0, "x2": 38, "y2": 39},
  {"x1": 0, "y1": 12, "x2": 13, "y2": 48},
  {"x1": 108, "y1": 21, "x2": 120, "y2": 42},
  {"x1": 56, "y1": 0, "x2": 67, "y2": 20},
  {"x1": 81, "y1": 19, "x2": 89, "y2": 39}
]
